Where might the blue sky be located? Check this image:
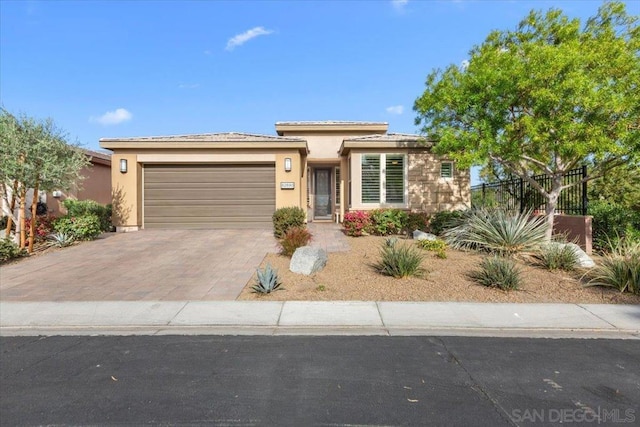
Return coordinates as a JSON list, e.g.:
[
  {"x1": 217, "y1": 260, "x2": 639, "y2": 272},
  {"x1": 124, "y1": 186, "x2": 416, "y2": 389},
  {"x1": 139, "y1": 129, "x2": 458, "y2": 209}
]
[{"x1": 2, "y1": 0, "x2": 636, "y2": 183}]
